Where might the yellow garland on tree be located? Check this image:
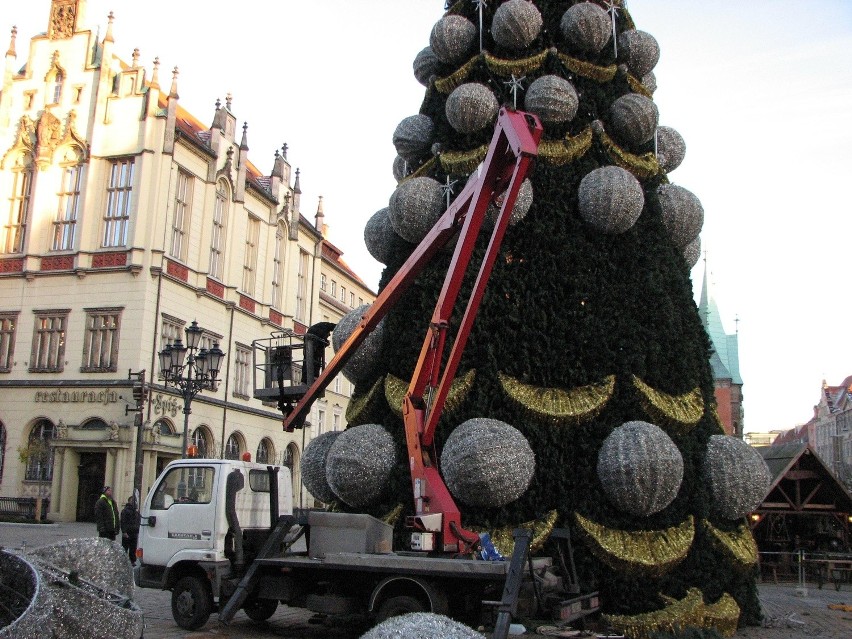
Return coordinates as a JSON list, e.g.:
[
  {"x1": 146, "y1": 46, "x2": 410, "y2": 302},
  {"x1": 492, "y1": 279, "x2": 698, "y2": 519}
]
[
  {"x1": 498, "y1": 373, "x2": 615, "y2": 426},
  {"x1": 538, "y1": 127, "x2": 593, "y2": 166},
  {"x1": 345, "y1": 376, "x2": 386, "y2": 426},
  {"x1": 632, "y1": 375, "x2": 704, "y2": 434},
  {"x1": 595, "y1": 126, "x2": 661, "y2": 179},
  {"x1": 484, "y1": 50, "x2": 549, "y2": 78},
  {"x1": 472, "y1": 509, "x2": 559, "y2": 558},
  {"x1": 605, "y1": 588, "x2": 705, "y2": 639},
  {"x1": 702, "y1": 593, "x2": 741, "y2": 638},
  {"x1": 627, "y1": 73, "x2": 654, "y2": 98},
  {"x1": 381, "y1": 503, "x2": 404, "y2": 527},
  {"x1": 556, "y1": 52, "x2": 618, "y2": 83},
  {"x1": 703, "y1": 519, "x2": 759, "y2": 570},
  {"x1": 384, "y1": 371, "x2": 477, "y2": 419},
  {"x1": 435, "y1": 54, "x2": 483, "y2": 94},
  {"x1": 439, "y1": 145, "x2": 489, "y2": 175},
  {"x1": 402, "y1": 156, "x2": 438, "y2": 183},
  {"x1": 574, "y1": 512, "x2": 694, "y2": 577}
]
